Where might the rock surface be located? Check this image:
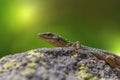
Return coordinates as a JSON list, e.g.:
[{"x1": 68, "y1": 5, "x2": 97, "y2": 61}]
[{"x1": 0, "y1": 47, "x2": 119, "y2": 80}]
